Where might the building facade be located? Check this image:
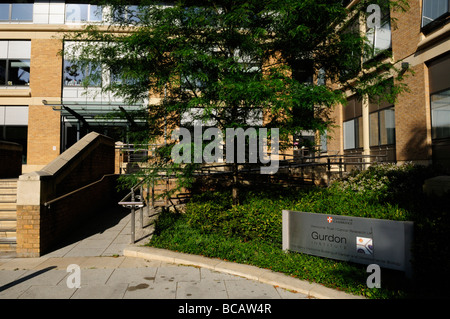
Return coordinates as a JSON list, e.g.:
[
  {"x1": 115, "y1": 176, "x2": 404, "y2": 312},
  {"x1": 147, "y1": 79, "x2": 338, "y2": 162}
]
[
  {"x1": 0, "y1": 1, "x2": 449, "y2": 173},
  {"x1": 1, "y1": 1, "x2": 146, "y2": 173},
  {"x1": 324, "y1": 0, "x2": 450, "y2": 169}
]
